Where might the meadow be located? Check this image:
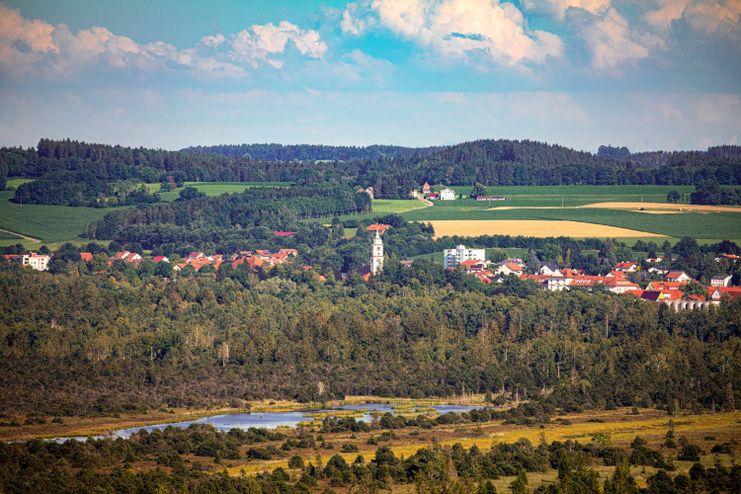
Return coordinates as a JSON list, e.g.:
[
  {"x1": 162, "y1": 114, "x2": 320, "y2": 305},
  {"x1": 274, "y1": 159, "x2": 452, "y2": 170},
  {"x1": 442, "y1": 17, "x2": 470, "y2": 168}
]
[{"x1": 146, "y1": 181, "x2": 291, "y2": 201}]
